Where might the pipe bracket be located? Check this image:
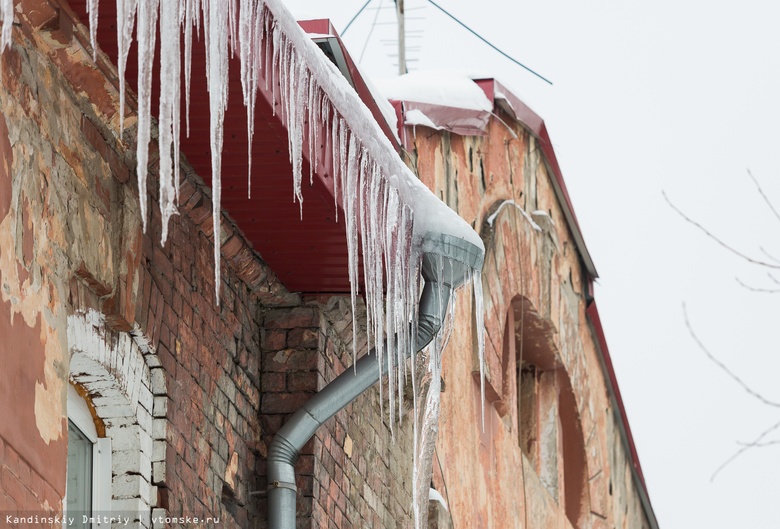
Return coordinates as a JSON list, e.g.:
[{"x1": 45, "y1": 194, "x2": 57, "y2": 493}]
[{"x1": 268, "y1": 480, "x2": 298, "y2": 493}]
